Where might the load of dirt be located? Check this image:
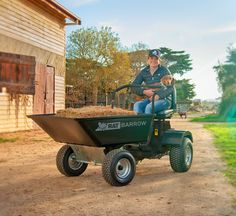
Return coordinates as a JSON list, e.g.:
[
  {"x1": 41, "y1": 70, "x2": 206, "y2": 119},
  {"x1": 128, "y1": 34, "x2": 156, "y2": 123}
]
[{"x1": 56, "y1": 106, "x2": 136, "y2": 118}]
